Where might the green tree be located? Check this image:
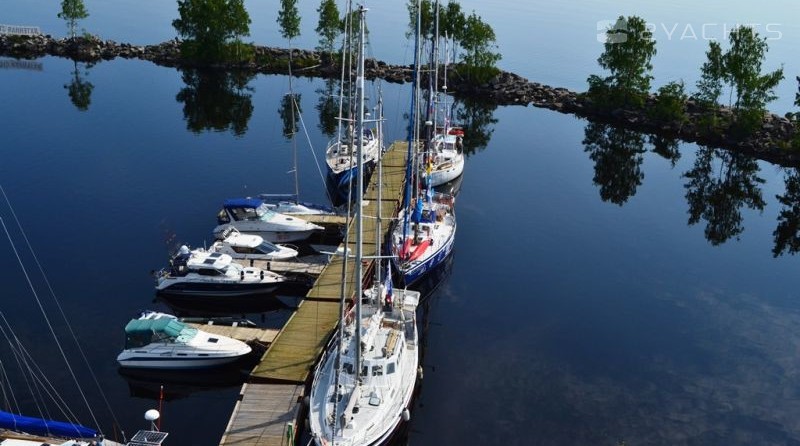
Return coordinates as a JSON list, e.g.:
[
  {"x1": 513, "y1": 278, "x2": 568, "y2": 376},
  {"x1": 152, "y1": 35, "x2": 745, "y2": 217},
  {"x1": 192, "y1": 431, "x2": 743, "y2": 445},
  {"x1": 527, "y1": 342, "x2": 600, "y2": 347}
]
[
  {"x1": 695, "y1": 41, "x2": 724, "y2": 107},
  {"x1": 315, "y1": 0, "x2": 342, "y2": 54},
  {"x1": 588, "y1": 16, "x2": 656, "y2": 108},
  {"x1": 172, "y1": 0, "x2": 251, "y2": 62},
  {"x1": 57, "y1": 0, "x2": 89, "y2": 39},
  {"x1": 793, "y1": 76, "x2": 800, "y2": 149},
  {"x1": 722, "y1": 26, "x2": 783, "y2": 135},
  {"x1": 649, "y1": 80, "x2": 687, "y2": 125},
  {"x1": 459, "y1": 12, "x2": 501, "y2": 83},
  {"x1": 277, "y1": 0, "x2": 301, "y2": 42}
]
